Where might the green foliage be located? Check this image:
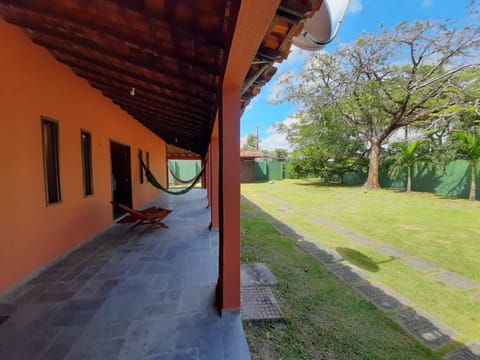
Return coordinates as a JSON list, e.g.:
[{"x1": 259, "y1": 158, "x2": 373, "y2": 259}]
[
  {"x1": 451, "y1": 132, "x2": 480, "y2": 163},
  {"x1": 387, "y1": 140, "x2": 427, "y2": 179},
  {"x1": 450, "y1": 131, "x2": 480, "y2": 200},
  {"x1": 271, "y1": 148, "x2": 289, "y2": 161},
  {"x1": 272, "y1": 5, "x2": 480, "y2": 188},
  {"x1": 278, "y1": 106, "x2": 367, "y2": 181},
  {"x1": 242, "y1": 134, "x2": 259, "y2": 151}
]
